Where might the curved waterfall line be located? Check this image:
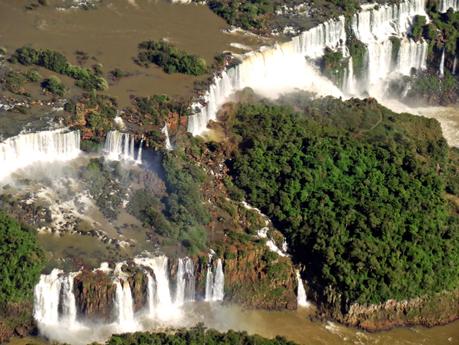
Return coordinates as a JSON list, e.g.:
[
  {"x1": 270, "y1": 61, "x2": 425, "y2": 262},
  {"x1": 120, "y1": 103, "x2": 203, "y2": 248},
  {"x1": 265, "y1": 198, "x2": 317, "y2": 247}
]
[
  {"x1": 0, "y1": 129, "x2": 81, "y2": 180},
  {"x1": 188, "y1": 0, "x2": 428, "y2": 136}
]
